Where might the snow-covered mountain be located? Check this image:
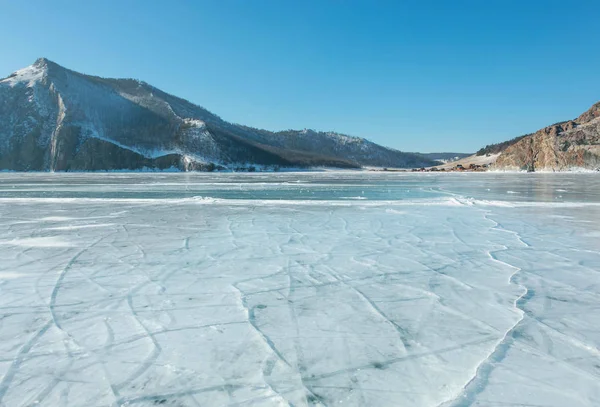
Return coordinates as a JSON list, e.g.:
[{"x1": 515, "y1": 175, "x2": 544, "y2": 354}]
[{"x1": 0, "y1": 58, "x2": 436, "y2": 171}]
